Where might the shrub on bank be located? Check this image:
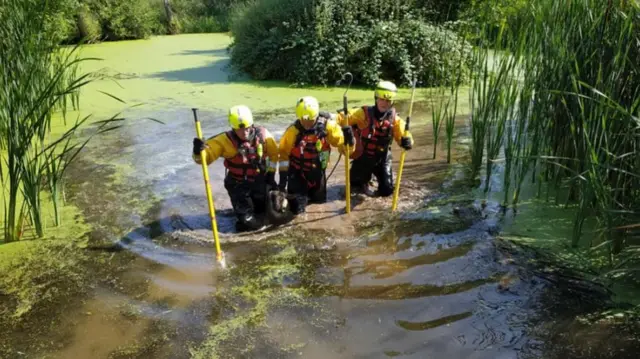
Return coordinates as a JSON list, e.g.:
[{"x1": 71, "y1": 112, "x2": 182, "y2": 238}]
[
  {"x1": 40, "y1": 0, "x2": 249, "y2": 43},
  {"x1": 229, "y1": 0, "x2": 472, "y2": 87}
]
